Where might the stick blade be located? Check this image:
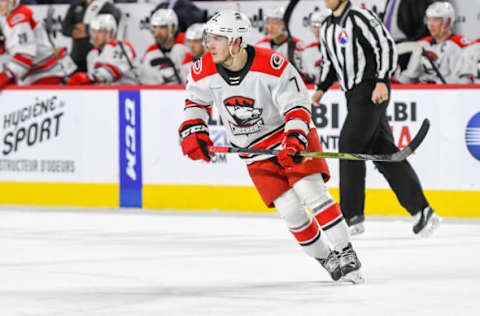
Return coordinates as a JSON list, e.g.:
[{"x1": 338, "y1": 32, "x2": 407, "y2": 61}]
[
  {"x1": 390, "y1": 118, "x2": 430, "y2": 161},
  {"x1": 408, "y1": 118, "x2": 430, "y2": 152}
]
